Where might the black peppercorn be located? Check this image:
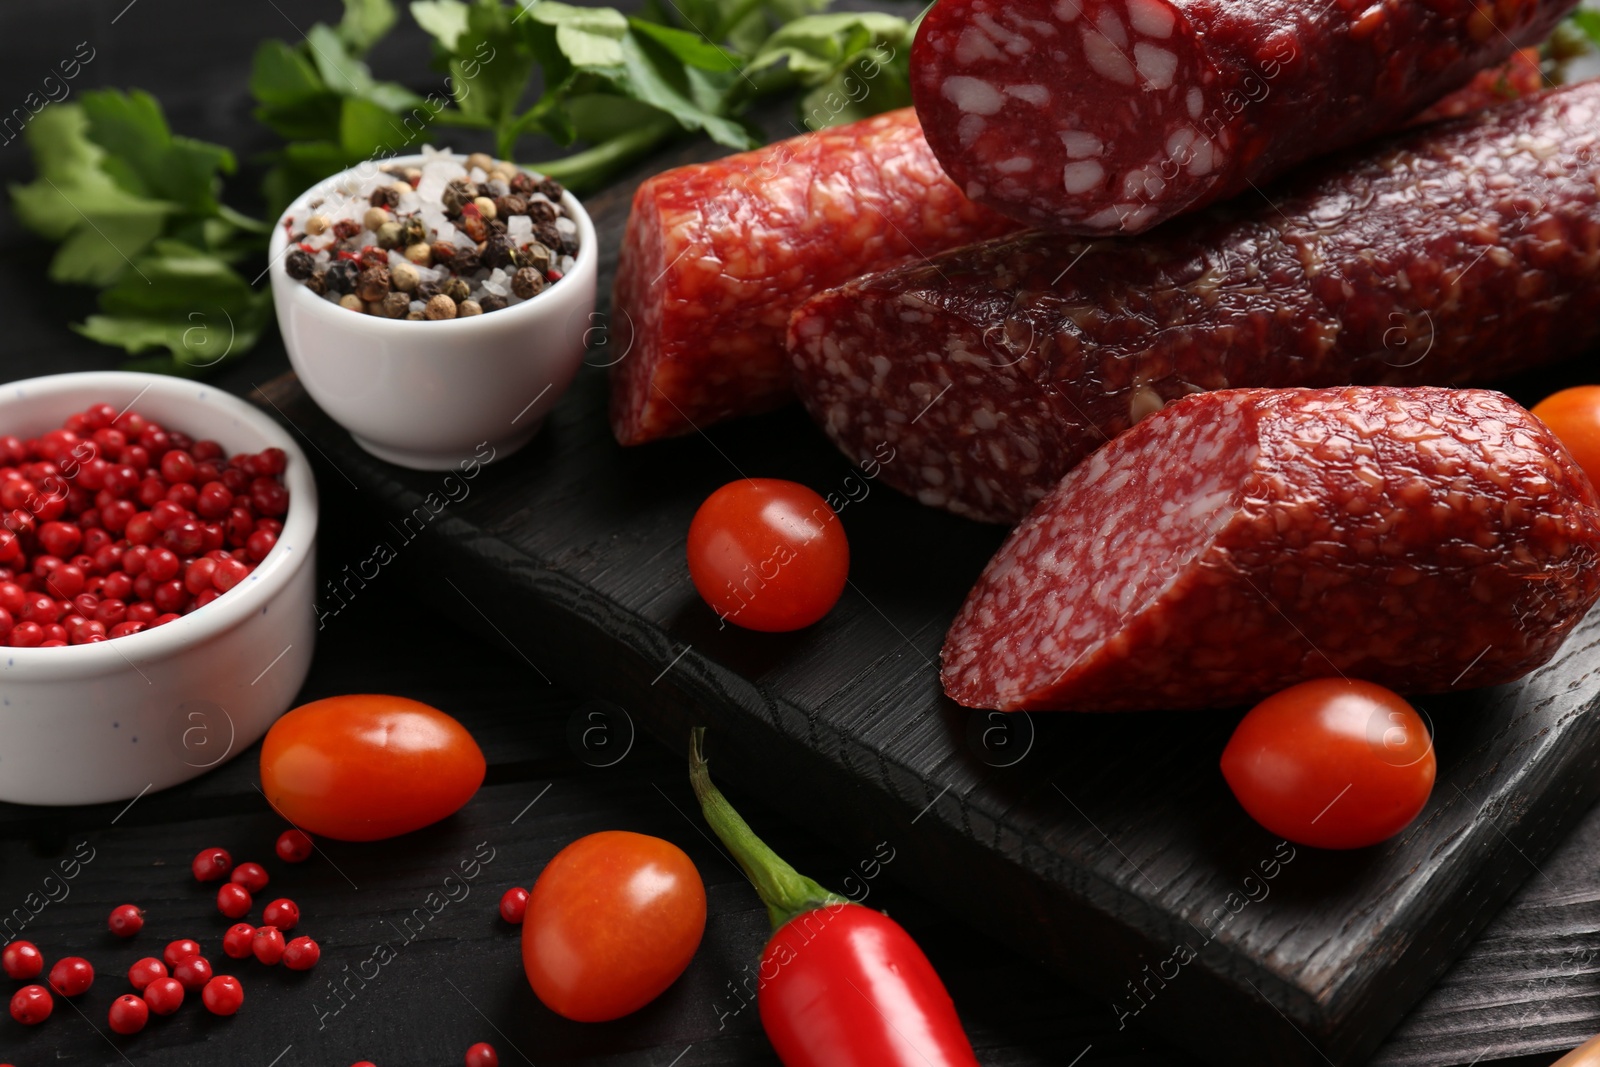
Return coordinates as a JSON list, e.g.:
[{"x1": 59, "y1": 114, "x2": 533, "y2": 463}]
[
  {"x1": 481, "y1": 233, "x2": 518, "y2": 270},
  {"x1": 452, "y1": 248, "x2": 482, "y2": 276},
  {"x1": 497, "y1": 195, "x2": 528, "y2": 218},
  {"x1": 525, "y1": 200, "x2": 558, "y2": 224},
  {"x1": 511, "y1": 267, "x2": 545, "y2": 300},
  {"x1": 531, "y1": 221, "x2": 560, "y2": 249},
  {"x1": 324, "y1": 260, "x2": 360, "y2": 294},
  {"x1": 479, "y1": 293, "x2": 509, "y2": 313},
  {"x1": 305, "y1": 268, "x2": 328, "y2": 295},
  {"x1": 285, "y1": 249, "x2": 316, "y2": 280},
  {"x1": 414, "y1": 280, "x2": 441, "y2": 302},
  {"x1": 535, "y1": 177, "x2": 565, "y2": 201},
  {"x1": 508, "y1": 171, "x2": 535, "y2": 196},
  {"x1": 369, "y1": 185, "x2": 401, "y2": 209}
]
